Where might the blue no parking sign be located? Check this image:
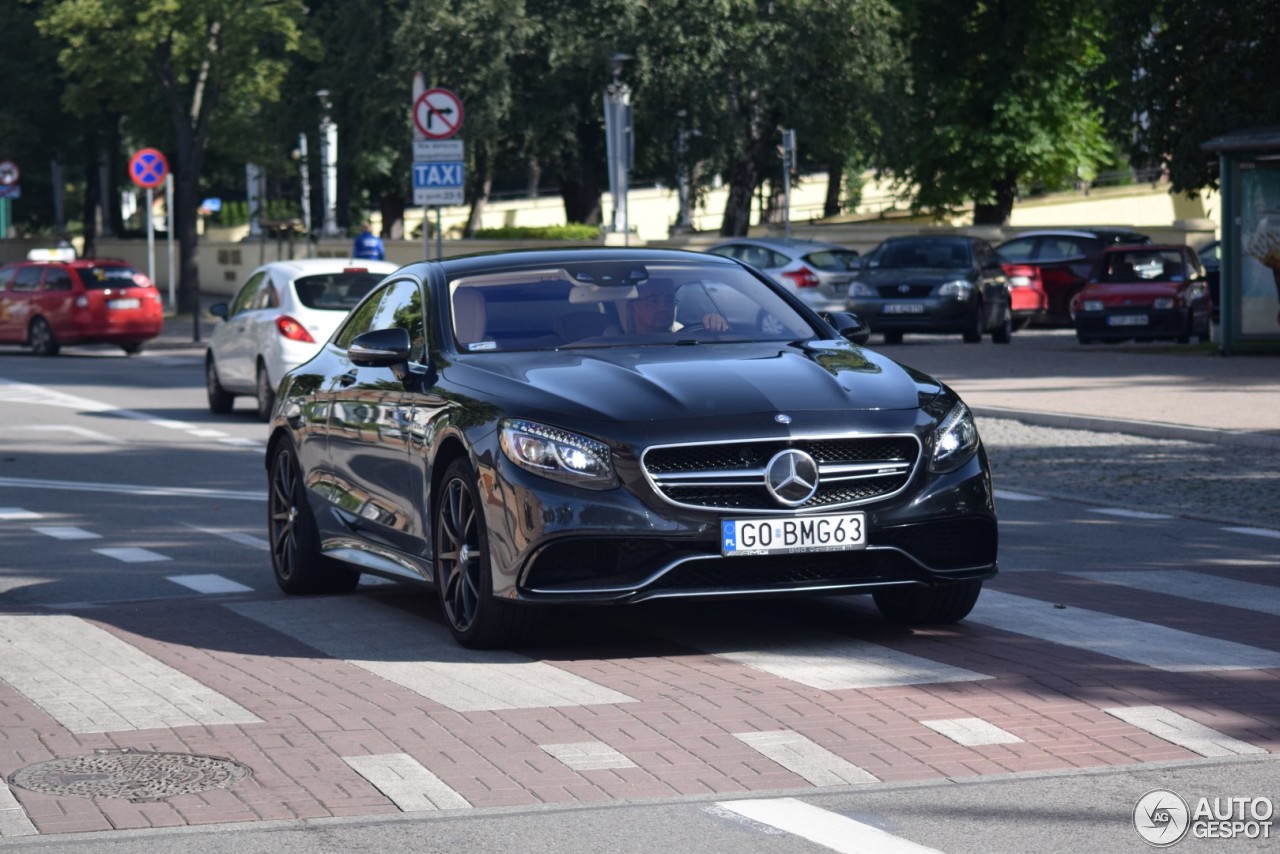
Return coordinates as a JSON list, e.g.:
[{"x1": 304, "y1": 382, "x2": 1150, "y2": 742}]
[{"x1": 129, "y1": 148, "x2": 169, "y2": 189}]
